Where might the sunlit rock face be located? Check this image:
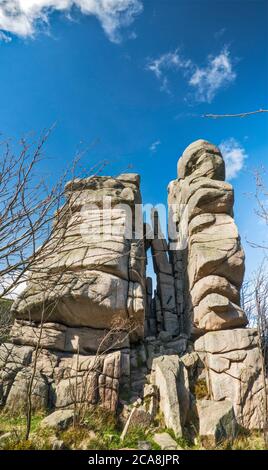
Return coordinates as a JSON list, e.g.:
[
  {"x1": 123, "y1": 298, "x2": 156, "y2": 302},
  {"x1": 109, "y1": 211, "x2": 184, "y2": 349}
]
[
  {"x1": 168, "y1": 139, "x2": 247, "y2": 336},
  {"x1": 0, "y1": 141, "x2": 264, "y2": 432},
  {"x1": 195, "y1": 329, "x2": 265, "y2": 430},
  {"x1": 12, "y1": 174, "x2": 145, "y2": 337},
  {"x1": 167, "y1": 140, "x2": 263, "y2": 431},
  {"x1": 0, "y1": 174, "x2": 146, "y2": 413}
]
